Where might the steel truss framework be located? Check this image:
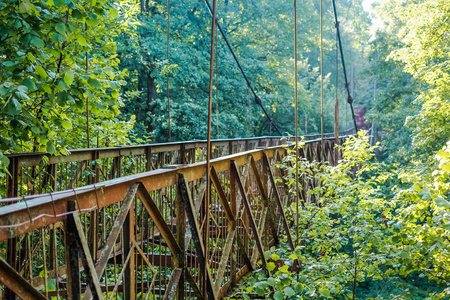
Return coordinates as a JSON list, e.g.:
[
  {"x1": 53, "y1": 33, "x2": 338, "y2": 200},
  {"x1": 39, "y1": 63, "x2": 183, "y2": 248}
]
[{"x1": 0, "y1": 135, "x2": 347, "y2": 300}]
